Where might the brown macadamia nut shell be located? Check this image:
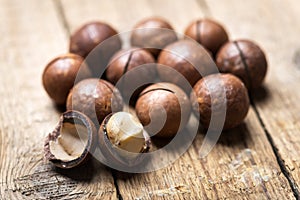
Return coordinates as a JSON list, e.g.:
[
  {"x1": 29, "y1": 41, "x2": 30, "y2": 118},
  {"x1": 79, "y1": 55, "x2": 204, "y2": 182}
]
[
  {"x1": 42, "y1": 53, "x2": 91, "y2": 105},
  {"x1": 216, "y1": 39, "x2": 267, "y2": 89},
  {"x1": 106, "y1": 48, "x2": 156, "y2": 103},
  {"x1": 136, "y1": 82, "x2": 191, "y2": 138},
  {"x1": 66, "y1": 78, "x2": 123, "y2": 125},
  {"x1": 191, "y1": 73, "x2": 250, "y2": 130},
  {"x1": 131, "y1": 17, "x2": 178, "y2": 57},
  {"x1": 69, "y1": 21, "x2": 122, "y2": 76},
  {"x1": 185, "y1": 18, "x2": 229, "y2": 55},
  {"x1": 157, "y1": 39, "x2": 216, "y2": 91},
  {"x1": 44, "y1": 110, "x2": 97, "y2": 169},
  {"x1": 98, "y1": 112, "x2": 151, "y2": 168}
]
